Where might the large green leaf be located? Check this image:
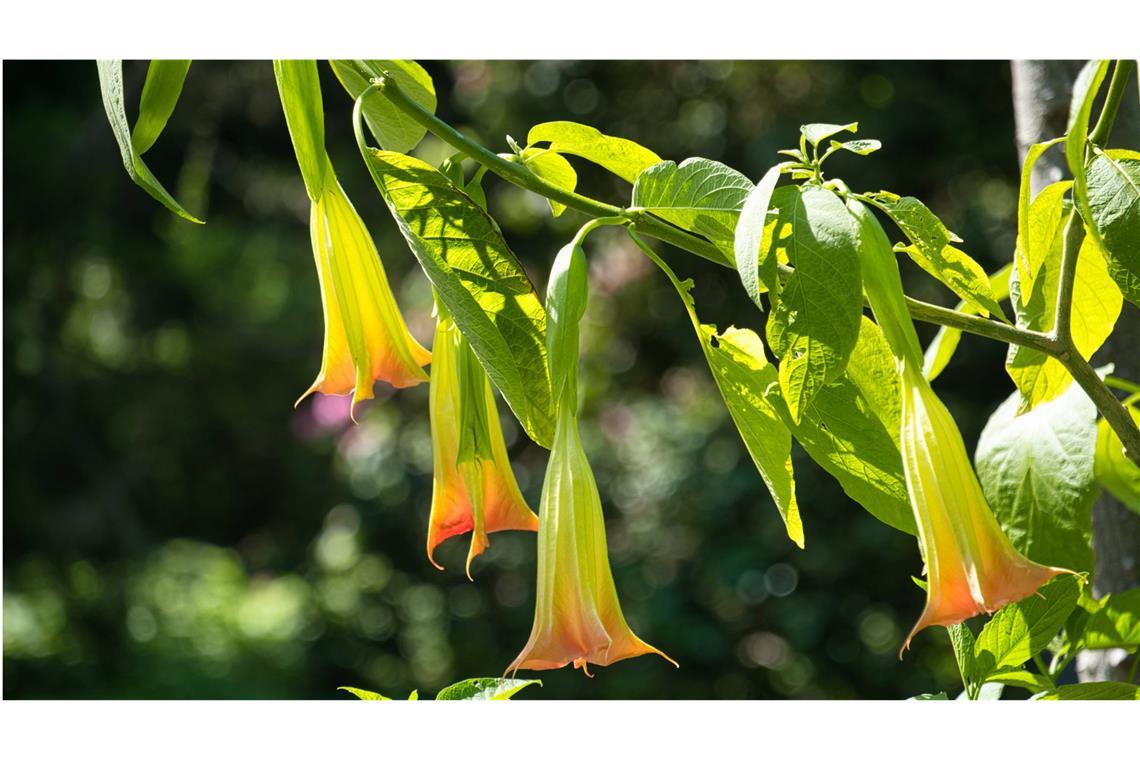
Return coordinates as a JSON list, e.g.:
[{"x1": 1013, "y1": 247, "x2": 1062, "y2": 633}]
[
  {"x1": 973, "y1": 575, "x2": 1081, "y2": 680},
  {"x1": 923, "y1": 263, "x2": 1012, "y2": 381},
  {"x1": 274, "y1": 59, "x2": 329, "y2": 200},
  {"x1": 526, "y1": 121, "x2": 662, "y2": 184},
  {"x1": 947, "y1": 623, "x2": 977, "y2": 691},
  {"x1": 1085, "y1": 149, "x2": 1140, "y2": 306},
  {"x1": 131, "y1": 60, "x2": 191, "y2": 155},
  {"x1": 631, "y1": 157, "x2": 753, "y2": 248},
  {"x1": 984, "y1": 668, "x2": 1055, "y2": 693},
  {"x1": 868, "y1": 192, "x2": 1005, "y2": 319},
  {"x1": 778, "y1": 317, "x2": 915, "y2": 535},
  {"x1": 1079, "y1": 589, "x2": 1140, "y2": 650},
  {"x1": 359, "y1": 150, "x2": 554, "y2": 448},
  {"x1": 1066, "y1": 60, "x2": 1110, "y2": 218},
  {"x1": 733, "y1": 165, "x2": 783, "y2": 310},
  {"x1": 1094, "y1": 396, "x2": 1140, "y2": 514},
  {"x1": 1034, "y1": 682, "x2": 1140, "y2": 700},
  {"x1": 520, "y1": 147, "x2": 577, "y2": 218},
  {"x1": 975, "y1": 377, "x2": 1100, "y2": 574},
  {"x1": 1006, "y1": 182, "x2": 1122, "y2": 409},
  {"x1": 331, "y1": 60, "x2": 435, "y2": 154},
  {"x1": 96, "y1": 60, "x2": 202, "y2": 223},
  {"x1": 434, "y1": 677, "x2": 541, "y2": 701},
  {"x1": 631, "y1": 232, "x2": 801, "y2": 547},
  {"x1": 765, "y1": 185, "x2": 863, "y2": 423}
]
